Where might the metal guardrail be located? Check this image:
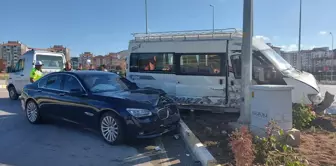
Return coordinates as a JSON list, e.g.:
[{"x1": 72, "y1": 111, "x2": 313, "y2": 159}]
[{"x1": 131, "y1": 28, "x2": 241, "y2": 42}]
